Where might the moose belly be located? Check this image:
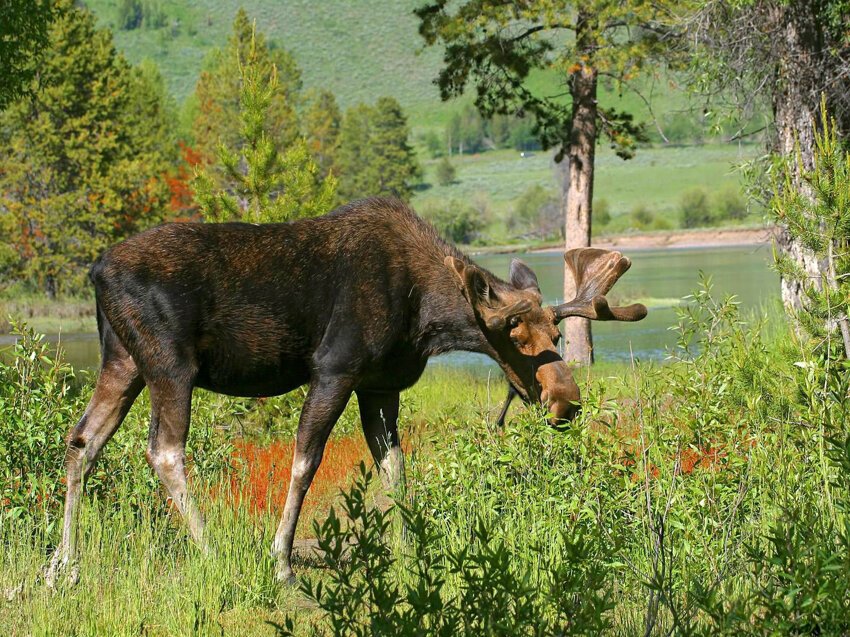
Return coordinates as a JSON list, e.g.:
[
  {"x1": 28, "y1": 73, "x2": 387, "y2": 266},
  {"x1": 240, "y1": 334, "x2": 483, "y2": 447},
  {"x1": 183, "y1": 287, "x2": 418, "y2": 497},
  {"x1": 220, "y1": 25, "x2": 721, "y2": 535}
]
[{"x1": 194, "y1": 330, "x2": 310, "y2": 397}]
